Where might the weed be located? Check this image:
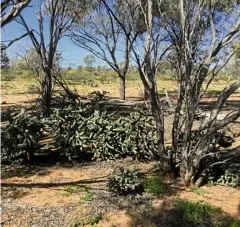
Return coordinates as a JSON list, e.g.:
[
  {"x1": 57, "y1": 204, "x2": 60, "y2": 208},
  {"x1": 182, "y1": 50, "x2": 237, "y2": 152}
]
[
  {"x1": 71, "y1": 212, "x2": 102, "y2": 227},
  {"x1": 107, "y1": 168, "x2": 142, "y2": 195},
  {"x1": 63, "y1": 185, "x2": 86, "y2": 194},
  {"x1": 170, "y1": 199, "x2": 240, "y2": 227},
  {"x1": 79, "y1": 191, "x2": 93, "y2": 203},
  {"x1": 215, "y1": 218, "x2": 240, "y2": 227},
  {"x1": 191, "y1": 187, "x2": 207, "y2": 196},
  {"x1": 143, "y1": 176, "x2": 167, "y2": 197},
  {"x1": 172, "y1": 199, "x2": 221, "y2": 226}
]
